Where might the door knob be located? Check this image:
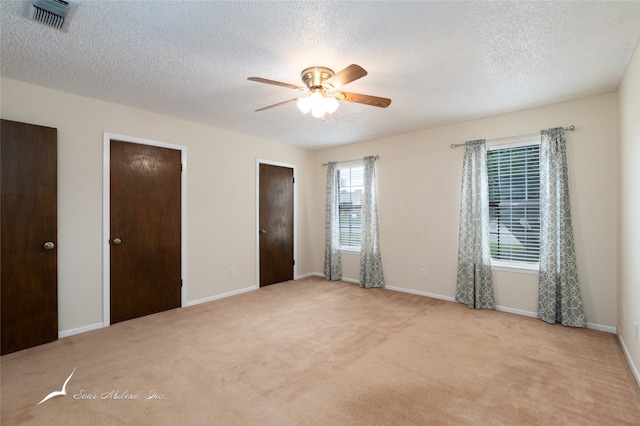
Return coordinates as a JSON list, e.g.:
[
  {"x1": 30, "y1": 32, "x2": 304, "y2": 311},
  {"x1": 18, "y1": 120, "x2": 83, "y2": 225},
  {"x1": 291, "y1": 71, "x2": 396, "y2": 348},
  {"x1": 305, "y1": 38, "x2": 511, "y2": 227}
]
[
  {"x1": 44, "y1": 241, "x2": 55, "y2": 250},
  {"x1": 112, "y1": 237, "x2": 122, "y2": 245},
  {"x1": 260, "y1": 229, "x2": 267, "y2": 234}
]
